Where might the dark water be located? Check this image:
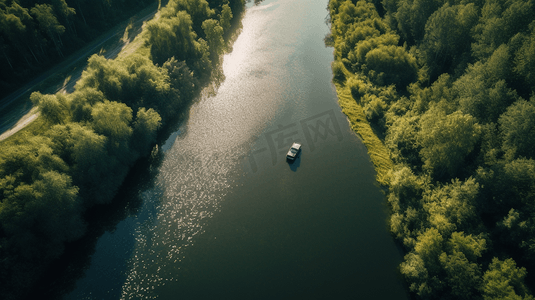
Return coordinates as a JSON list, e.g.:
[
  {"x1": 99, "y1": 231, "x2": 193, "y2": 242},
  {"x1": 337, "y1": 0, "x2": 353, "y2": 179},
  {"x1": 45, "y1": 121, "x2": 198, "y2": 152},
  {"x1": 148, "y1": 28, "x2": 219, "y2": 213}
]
[{"x1": 59, "y1": 0, "x2": 409, "y2": 299}]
